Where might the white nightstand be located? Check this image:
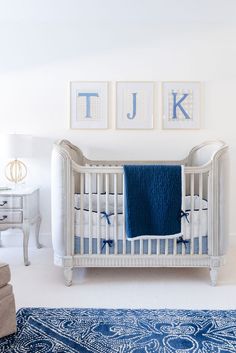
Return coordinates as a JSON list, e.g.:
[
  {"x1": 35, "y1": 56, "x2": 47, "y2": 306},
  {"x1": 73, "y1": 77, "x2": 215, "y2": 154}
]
[{"x1": 0, "y1": 186, "x2": 42, "y2": 266}]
